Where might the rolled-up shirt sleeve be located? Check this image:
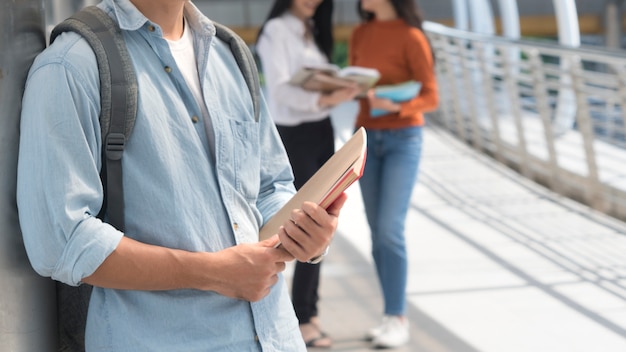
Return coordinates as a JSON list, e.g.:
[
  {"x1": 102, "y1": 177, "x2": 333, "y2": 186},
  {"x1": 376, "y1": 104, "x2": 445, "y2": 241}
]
[{"x1": 17, "y1": 55, "x2": 123, "y2": 286}]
